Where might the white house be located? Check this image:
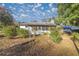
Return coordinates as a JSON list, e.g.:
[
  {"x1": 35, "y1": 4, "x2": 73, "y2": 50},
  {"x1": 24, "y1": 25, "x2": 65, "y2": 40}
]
[{"x1": 19, "y1": 21, "x2": 56, "y2": 35}]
